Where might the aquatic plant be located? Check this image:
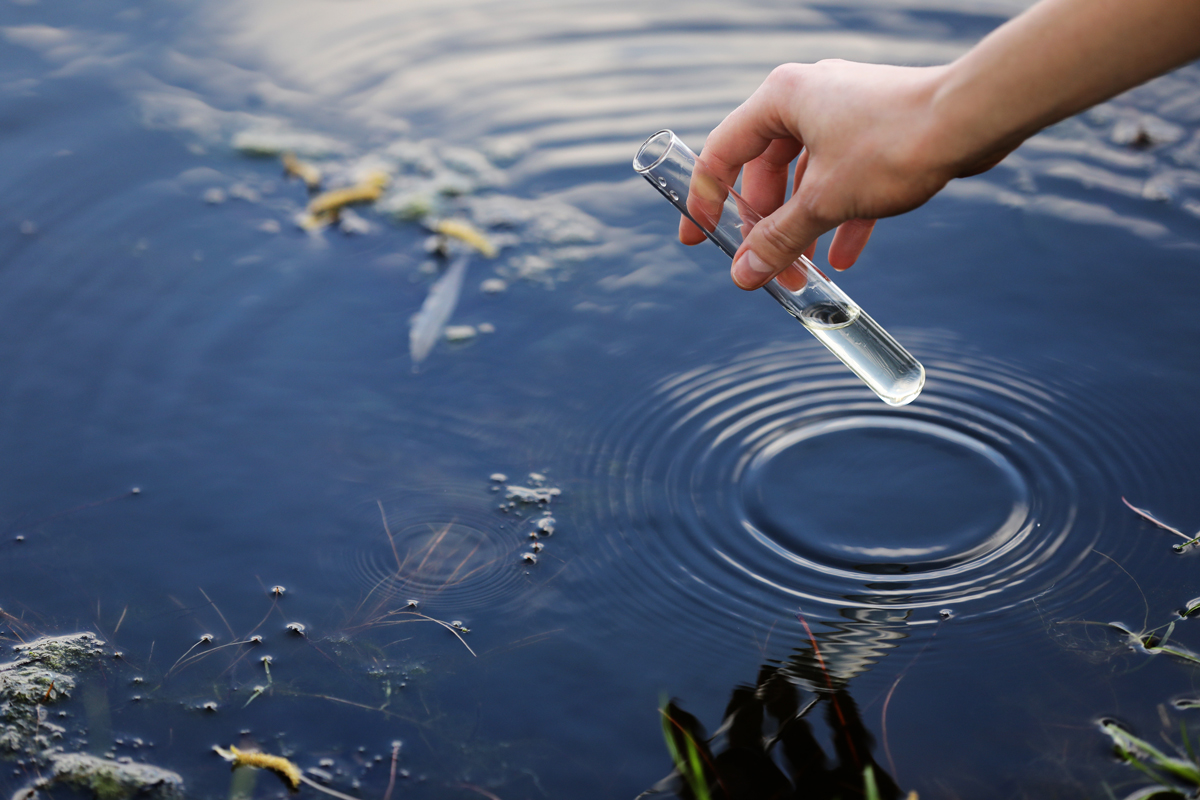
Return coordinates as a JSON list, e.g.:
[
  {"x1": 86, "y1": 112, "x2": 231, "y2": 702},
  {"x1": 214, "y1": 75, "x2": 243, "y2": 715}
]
[
  {"x1": 658, "y1": 697, "x2": 713, "y2": 800},
  {"x1": 1100, "y1": 720, "x2": 1200, "y2": 798}
]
